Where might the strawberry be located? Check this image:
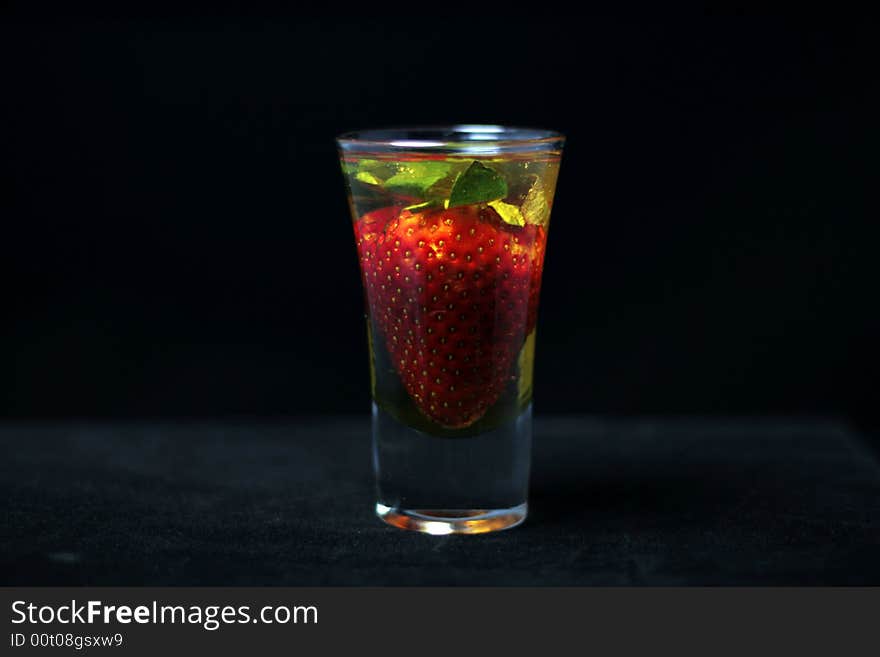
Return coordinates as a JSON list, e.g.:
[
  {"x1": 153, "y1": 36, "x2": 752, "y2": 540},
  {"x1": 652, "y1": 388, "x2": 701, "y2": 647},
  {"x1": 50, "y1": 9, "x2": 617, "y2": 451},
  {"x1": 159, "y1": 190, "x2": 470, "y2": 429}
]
[{"x1": 354, "y1": 204, "x2": 547, "y2": 429}]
